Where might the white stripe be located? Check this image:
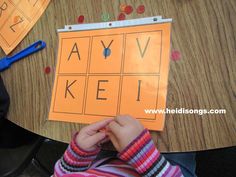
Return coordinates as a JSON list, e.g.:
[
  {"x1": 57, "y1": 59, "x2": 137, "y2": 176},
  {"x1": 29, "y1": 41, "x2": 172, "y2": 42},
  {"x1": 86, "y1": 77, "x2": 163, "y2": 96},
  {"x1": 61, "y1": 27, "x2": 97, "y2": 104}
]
[
  {"x1": 157, "y1": 162, "x2": 170, "y2": 177},
  {"x1": 58, "y1": 16, "x2": 172, "y2": 32}
]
